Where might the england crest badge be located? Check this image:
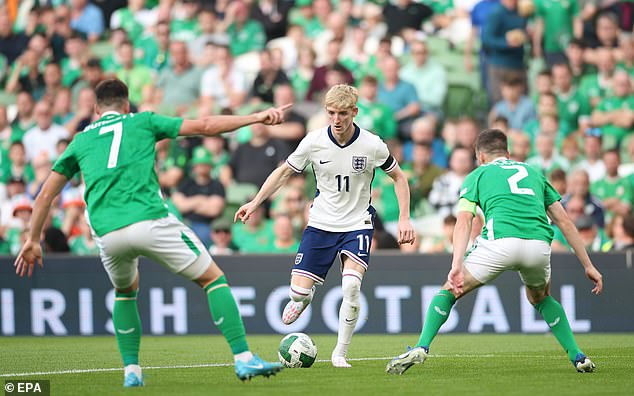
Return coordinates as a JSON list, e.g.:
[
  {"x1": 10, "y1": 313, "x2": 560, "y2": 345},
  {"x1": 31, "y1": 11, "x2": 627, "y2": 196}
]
[{"x1": 352, "y1": 156, "x2": 367, "y2": 172}]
